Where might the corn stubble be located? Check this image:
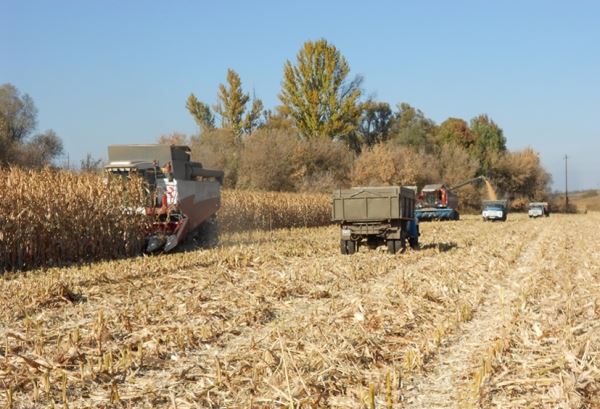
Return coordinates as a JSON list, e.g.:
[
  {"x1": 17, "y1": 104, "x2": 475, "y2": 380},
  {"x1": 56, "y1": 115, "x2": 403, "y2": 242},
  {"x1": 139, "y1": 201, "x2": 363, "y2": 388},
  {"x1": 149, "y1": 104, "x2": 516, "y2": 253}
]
[
  {"x1": 3, "y1": 213, "x2": 598, "y2": 407},
  {"x1": 2, "y1": 171, "x2": 599, "y2": 407}
]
